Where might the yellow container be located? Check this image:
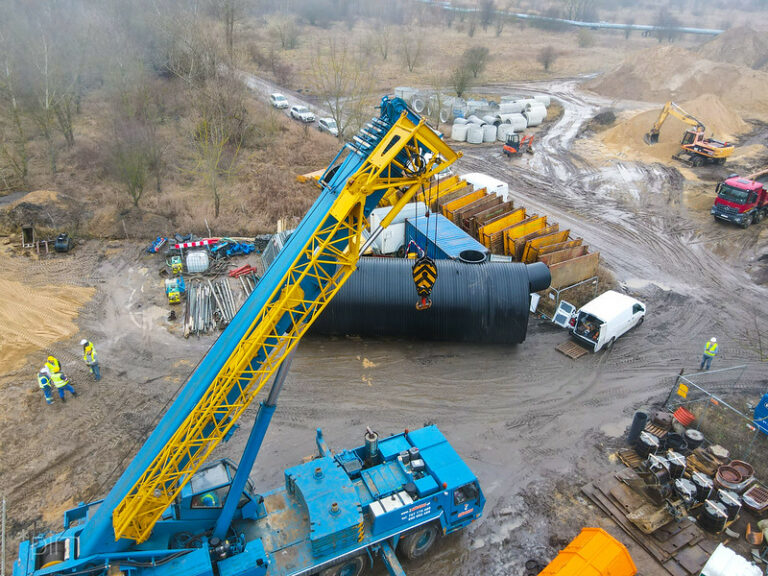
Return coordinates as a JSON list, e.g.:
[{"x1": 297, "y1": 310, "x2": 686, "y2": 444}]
[
  {"x1": 478, "y1": 208, "x2": 527, "y2": 248},
  {"x1": 540, "y1": 528, "x2": 636, "y2": 576},
  {"x1": 441, "y1": 189, "x2": 486, "y2": 219}
]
